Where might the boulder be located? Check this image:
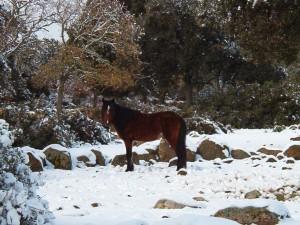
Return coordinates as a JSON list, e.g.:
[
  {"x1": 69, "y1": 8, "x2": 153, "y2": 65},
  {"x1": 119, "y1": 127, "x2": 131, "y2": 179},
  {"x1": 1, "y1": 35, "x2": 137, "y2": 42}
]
[
  {"x1": 284, "y1": 145, "x2": 300, "y2": 160},
  {"x1": 138, "y1": 149, "x2": 159, "y2": 162},
  {"x1": 154, "y1": 199, "x2": 188, "y2": 209},
  {"x1": 214, "y1": 206, "x2": 280, "y2": 225},
  {"x1": 77, "y1": 155, "x2": 89, "y2": 163},
  {"x1": 290, "y1": 136, "x2": 300, "y2": 141},
  {"x1": 244, "y1": 190, "x2": 262, "y2": 199},
  {"x1": 185, "y1": 117, "x2": 228, "y2": 134},
  {"x1": 91, "y1": 149, "x2": 106, "y2": 166},
  {"x1": 111, "y1": 152, "x2": 139, "y2": 167},
  {"x1": 193, "y1": 196, "x2": 207, "y2": 202},
  {"x1": 44, "y1": 146, "x2": 72, "y2": 170},
  {"x1": 76, "y1": 155, "x2": 95, "y2": 167},
  {"x1": 286, "y1": 159, "x2": 295, "y2": 164},
  {"x1": 158, "y1": 139, "x2": 196, "y2": 162},
  {"x1": 266, "y1": 157, "x2": 277, "y2": 163},
  {"x1": 277, "y1": 153, "x2": 284, "y2": 160},
  {"x1": 197, "y1": 139, "x2": 228, "y2": 160},
  {"x1": 258, "y1": 148, "x2": 282, "y2": 157},
  {"x1": 158, "y1": 138, "x2": 176, "y2": 162},
  {"x1": 168, "y1": 157, "x2": 178, "y2": 167},
  {"x1": 27, "y1": 152, "x2": 43, "y2": 172},
  {"x1": 231, "y1": 149, "x2": 250, "y2": 159},
  {"x1": 186, "y1": 148, "x2": 196, "y2": 162}
]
